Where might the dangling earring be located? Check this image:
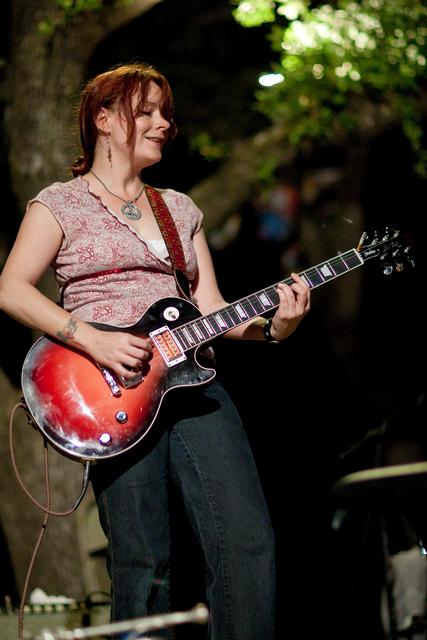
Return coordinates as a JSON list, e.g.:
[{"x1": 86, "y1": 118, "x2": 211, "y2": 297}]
[{"x1": 107, "y1": 133, "x2": 112, "y2": 167}]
